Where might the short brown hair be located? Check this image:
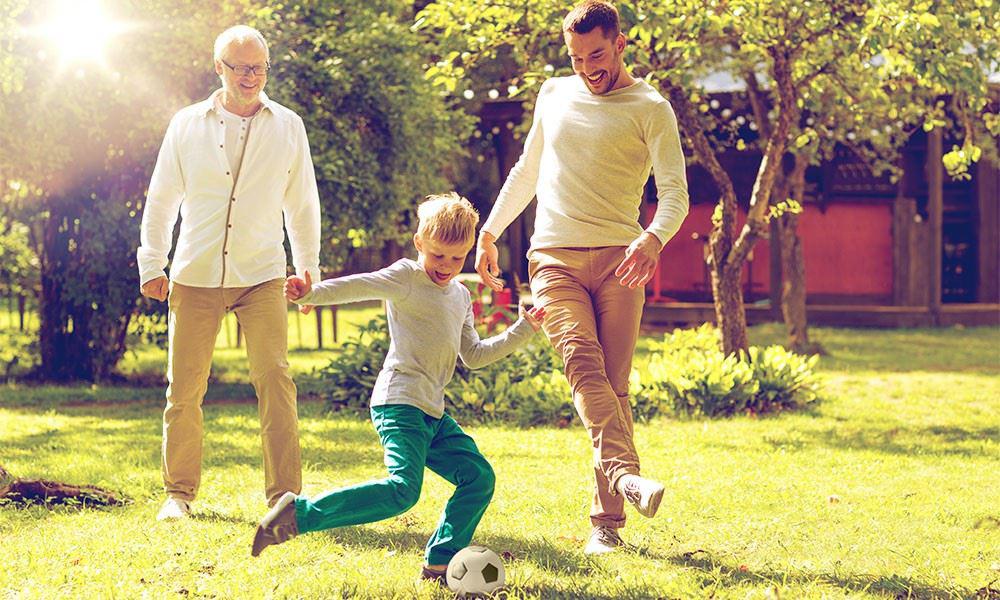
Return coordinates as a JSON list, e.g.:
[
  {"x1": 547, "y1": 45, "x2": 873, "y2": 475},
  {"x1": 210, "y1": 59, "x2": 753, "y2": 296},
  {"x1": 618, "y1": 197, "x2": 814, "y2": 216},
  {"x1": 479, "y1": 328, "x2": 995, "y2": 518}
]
[
  {"x1": 562, "y1": 1, "x2": 621, "y2": 39},
  {"x1": 416, "y1": 192, "x2": 479, "y2": 246}
]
